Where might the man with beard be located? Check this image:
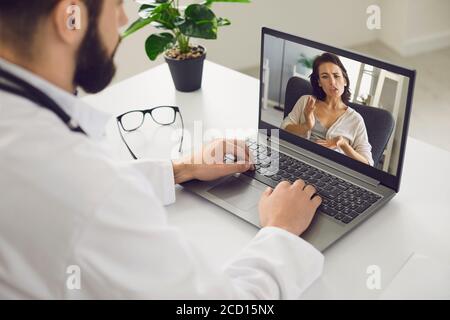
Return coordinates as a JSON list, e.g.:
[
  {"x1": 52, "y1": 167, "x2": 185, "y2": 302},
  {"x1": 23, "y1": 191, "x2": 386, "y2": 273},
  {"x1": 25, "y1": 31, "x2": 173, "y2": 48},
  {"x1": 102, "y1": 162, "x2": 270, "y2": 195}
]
[{"x1": 0, "y1": 0, "x2": 323, "y2": 299}]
